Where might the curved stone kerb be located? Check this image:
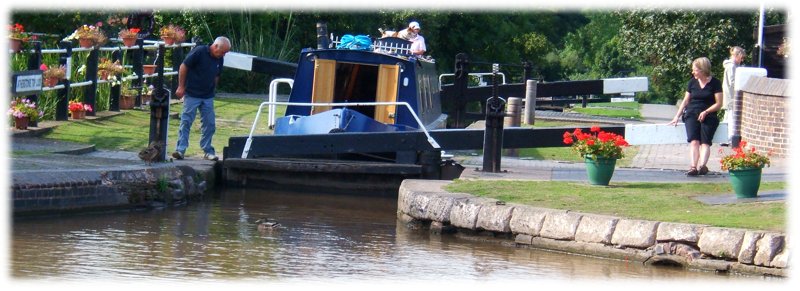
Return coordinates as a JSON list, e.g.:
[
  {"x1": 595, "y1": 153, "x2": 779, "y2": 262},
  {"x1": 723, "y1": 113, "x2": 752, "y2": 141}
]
[
  {"x1": 698, "y1": 227, "x2": 745, "y2": 260},
  {"x1": 611, "y1": 219, "x2": 659, "y2": 248}
]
